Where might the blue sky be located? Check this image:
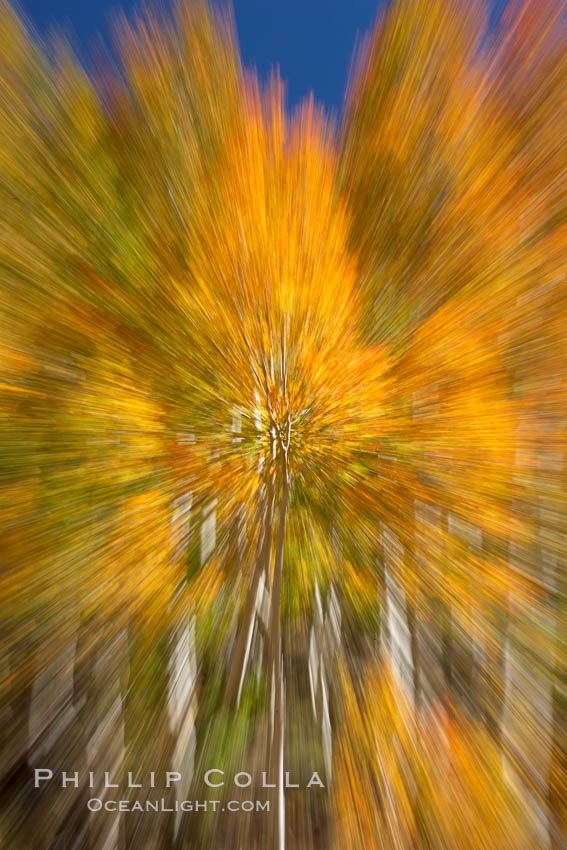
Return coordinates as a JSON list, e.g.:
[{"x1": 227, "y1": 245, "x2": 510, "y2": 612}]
[{"x1": 16, "y1": 0, "x2": 509, "y2": 115}]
